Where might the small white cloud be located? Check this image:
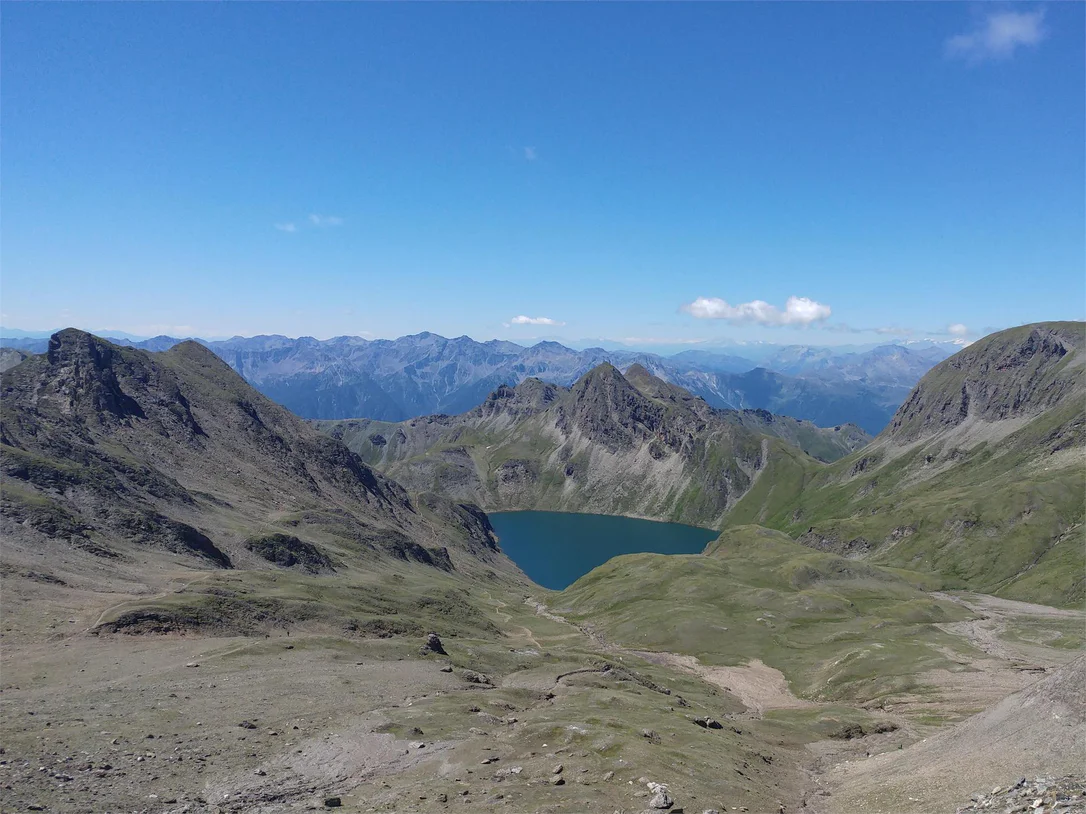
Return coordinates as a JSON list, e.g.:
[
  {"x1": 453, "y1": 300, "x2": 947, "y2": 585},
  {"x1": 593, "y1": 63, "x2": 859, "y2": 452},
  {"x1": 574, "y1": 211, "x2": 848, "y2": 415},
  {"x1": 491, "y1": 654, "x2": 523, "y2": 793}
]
[
  {"x1": 875, "y1": 326, "x2": 913, "y2": 336},
  {"x1": 275, "y1": 222, "x2": 297, "y2": 233},
  {"x1": 681, "y1": 295, "x2": 832, "y2": 327},
  {"x1": 506, "y1": 315, "x2": 565, "y2": 327},
  {"x1": 946, "y1": 10, "x2": 1046, "y2": 62},
  {"x1": 947, "y1": 323, "x2": 969, "y2": 337},
  {"x1": 308, "y1": 214, "x2": 344, "y2": 227},
  {"x1": 524, "y1": 147, "x2": 537, "y2": 161}
]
